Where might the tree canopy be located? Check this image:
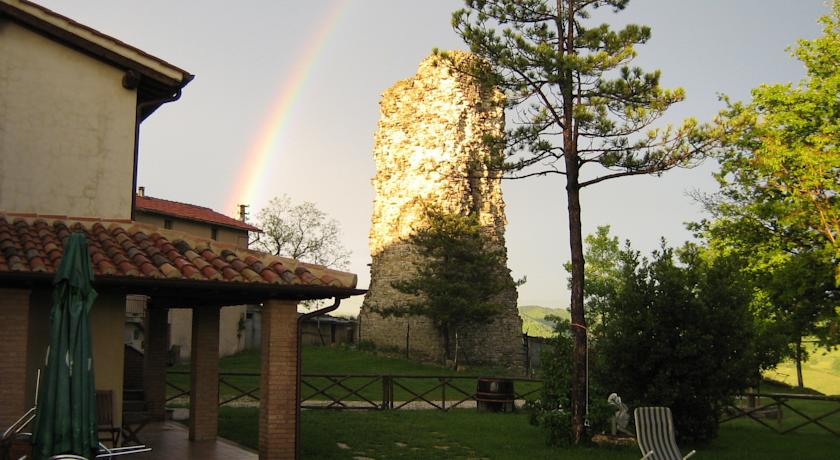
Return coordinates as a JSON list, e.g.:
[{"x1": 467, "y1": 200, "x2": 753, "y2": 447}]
[
  {"x1": 376, "y1": 207, "x2": 519, "y2": 367},
  {"x1": 711, "y1": 0, "x2": 839, "y2": 282},
  {"x1": 697, "y1": 1, "x2": 840, "y2": 385},
  {"x1": 254, "y1": 195, "x2": 351, "y2": 269},
  {"x1": 593, "y1": 237, "x2": 758, "y2": 443}
]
